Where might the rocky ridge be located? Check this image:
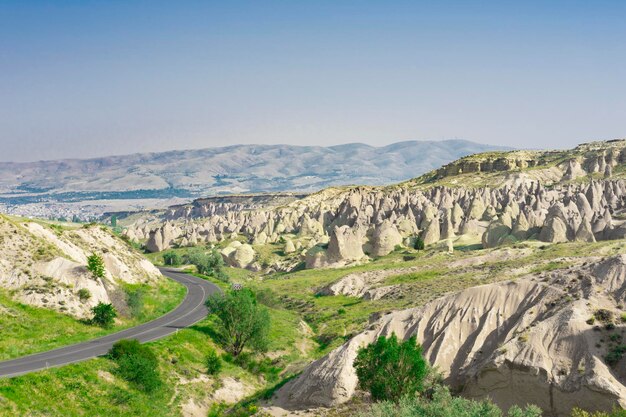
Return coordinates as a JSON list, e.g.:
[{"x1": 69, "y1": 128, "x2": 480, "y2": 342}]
[
  {"x1": 0, "y1": 216, "x2": 161, "y2": 317},
  {"x1": 126, "y1": 141, "x2": 626, "y2": 272},
  {"x1": 131, "y1": 178, "x2": 626, "y2": 268}
]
